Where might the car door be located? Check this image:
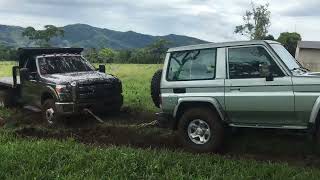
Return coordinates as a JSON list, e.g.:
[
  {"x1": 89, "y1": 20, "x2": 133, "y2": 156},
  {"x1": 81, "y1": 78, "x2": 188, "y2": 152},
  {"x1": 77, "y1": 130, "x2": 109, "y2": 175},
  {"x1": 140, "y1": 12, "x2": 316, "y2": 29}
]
[
  {"x1": 225, "y1": 45, "x2": 295, "y2": 126},
  {"x1": 21, "y1": 58, "x2": 43, "y2": 107}
]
